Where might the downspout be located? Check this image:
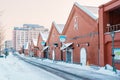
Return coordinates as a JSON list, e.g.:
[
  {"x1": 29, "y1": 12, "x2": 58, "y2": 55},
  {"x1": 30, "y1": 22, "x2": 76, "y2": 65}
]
[{"x1": 98, "y1": 22, "x2": 100, "y2": 66}]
